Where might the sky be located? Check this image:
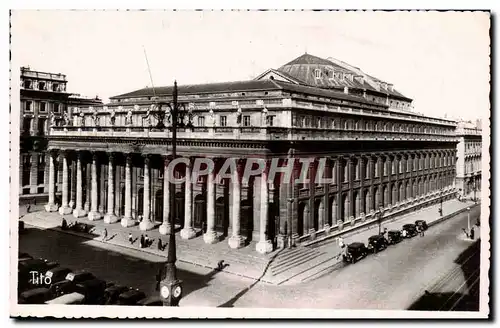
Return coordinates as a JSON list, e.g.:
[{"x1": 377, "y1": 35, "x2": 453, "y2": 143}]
[{"x1": 11, "y1": 10, "x2": 490, "y2": 121}]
